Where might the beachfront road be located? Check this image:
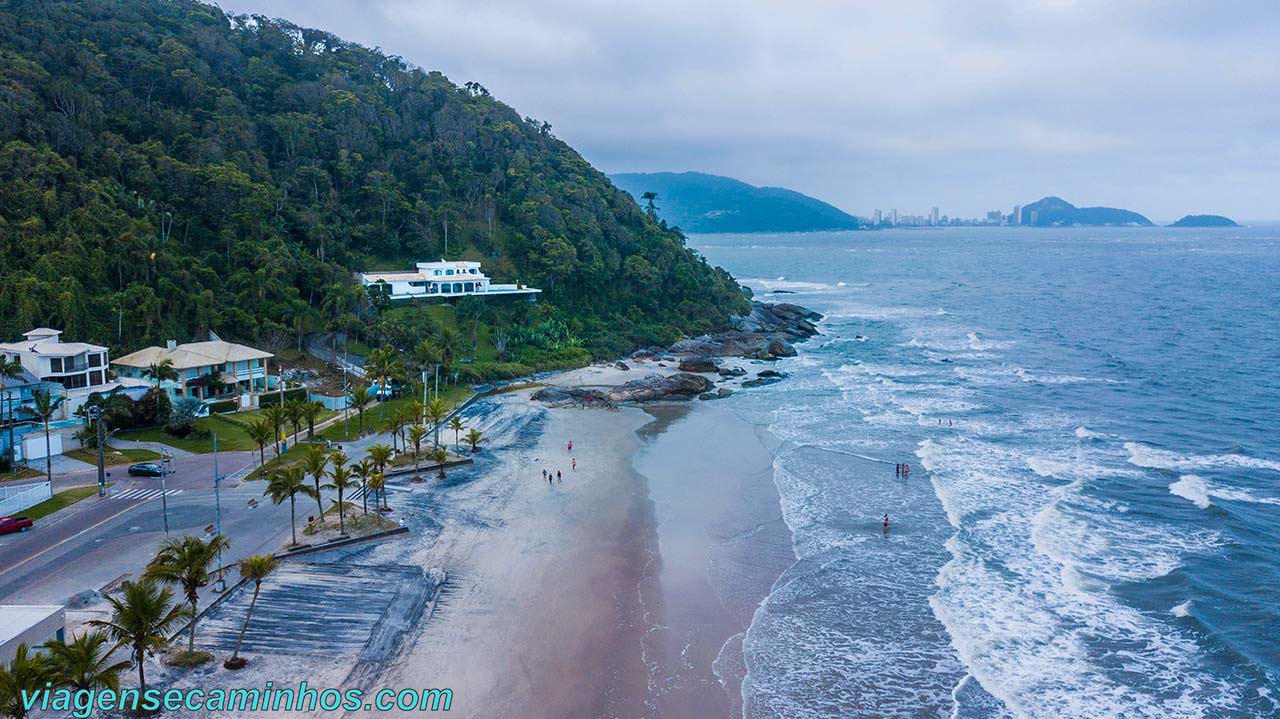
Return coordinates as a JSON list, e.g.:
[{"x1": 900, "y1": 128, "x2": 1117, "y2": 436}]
[{"x1": 0, "y1": 451, "x2": 295, "y2": 605}]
